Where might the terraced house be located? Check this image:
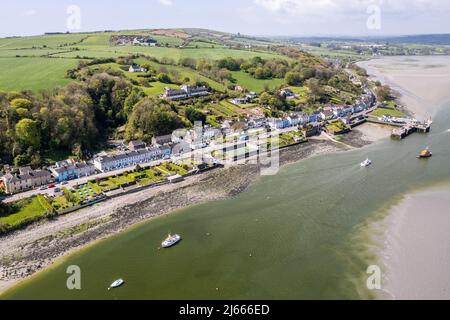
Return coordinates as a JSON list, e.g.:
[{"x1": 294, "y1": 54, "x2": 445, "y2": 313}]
[
  {"x1": 50, "y1": 160, "x2": 97, "y2": 182},
  {"x1": 1, "y1": 167, "x2": 52, "y2": 194},
  {"x1": 94, "y1": 147, "x2": 171, "y2": 172},
  {"x1": 162, "y1": 85, "x2": 211, "y2": 101}
]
